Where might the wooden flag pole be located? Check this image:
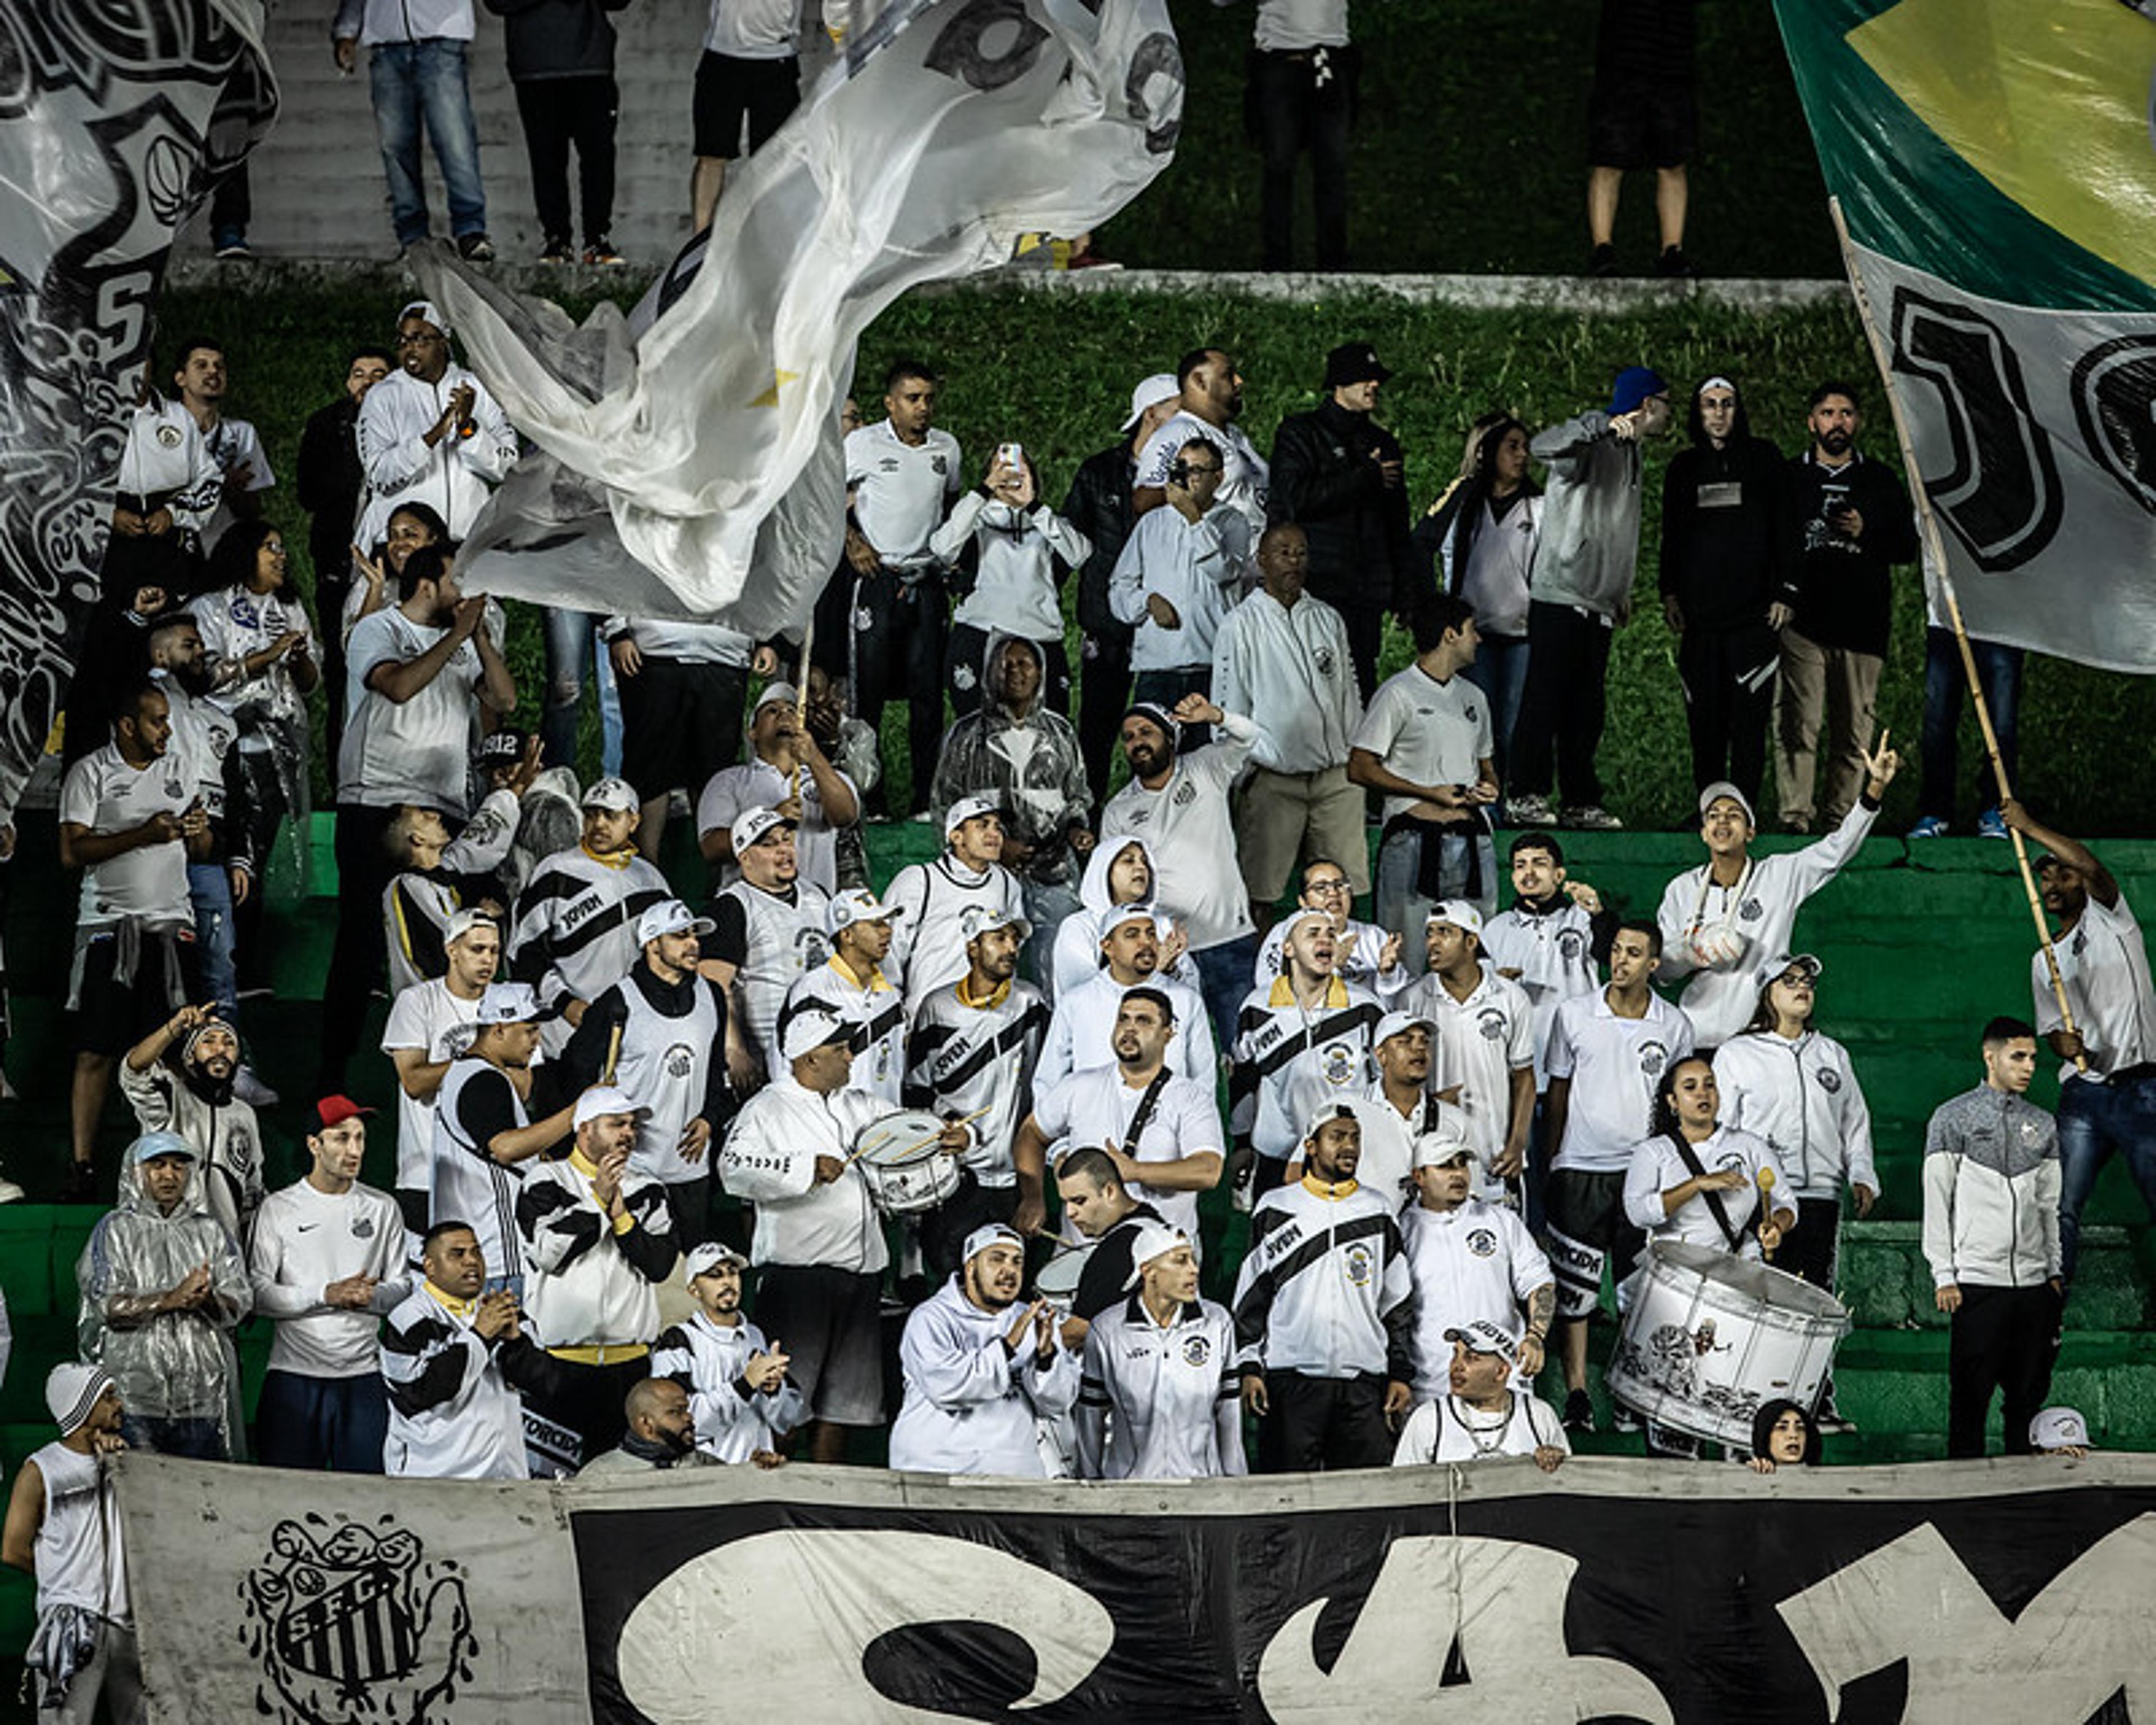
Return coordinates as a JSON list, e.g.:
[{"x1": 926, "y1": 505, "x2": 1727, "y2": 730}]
[
  {"x1": 789, "y1": 620, "x2": 815, "y2": 806},
  {"x1": 1828, "y1": 197, "x2": 2085, "y2": 1063}
]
